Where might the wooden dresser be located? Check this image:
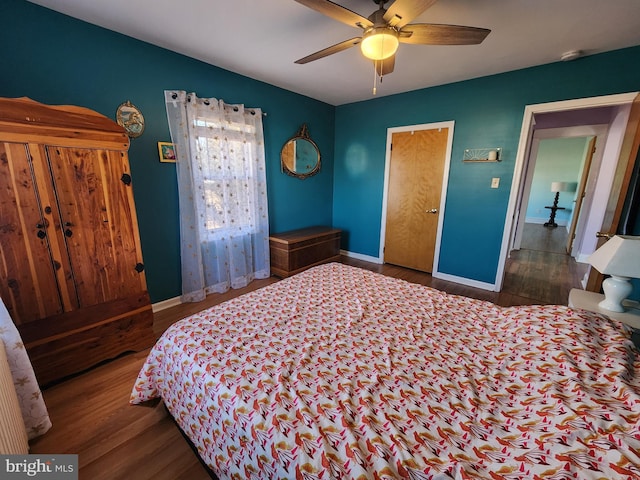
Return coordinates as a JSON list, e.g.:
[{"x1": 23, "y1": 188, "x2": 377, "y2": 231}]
[{"x1": 269, "y1": 226, "x2": 341, "y2": 278}]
